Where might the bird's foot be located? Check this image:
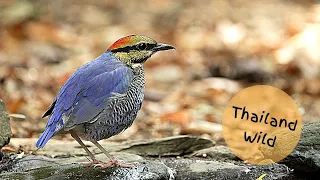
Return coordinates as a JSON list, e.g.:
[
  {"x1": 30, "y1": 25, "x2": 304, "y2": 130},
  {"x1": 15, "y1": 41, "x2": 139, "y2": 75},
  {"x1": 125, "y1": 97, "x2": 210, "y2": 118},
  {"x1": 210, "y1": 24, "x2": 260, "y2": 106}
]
[
  {"x1": 93, "y1": 159, "x2": 136, "y2": 168},
  {"x1": 82, "y1": 159, "x2": 105, "y2": 167}
]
